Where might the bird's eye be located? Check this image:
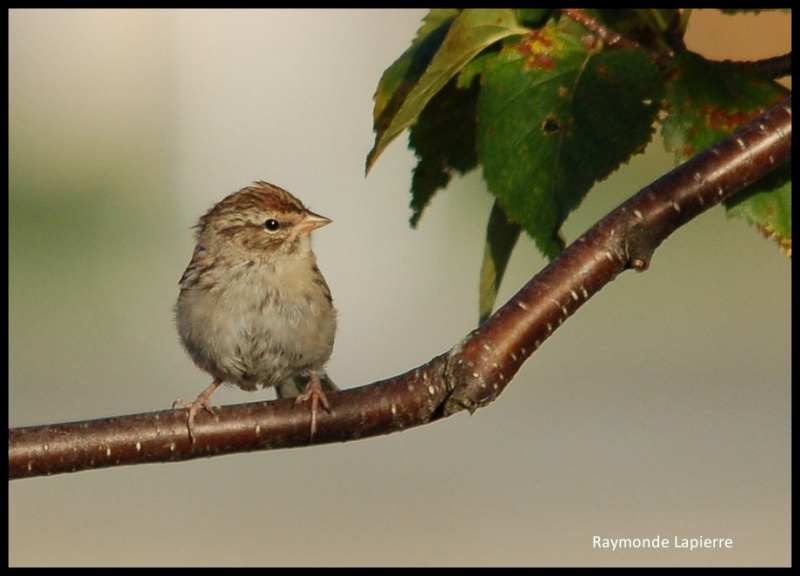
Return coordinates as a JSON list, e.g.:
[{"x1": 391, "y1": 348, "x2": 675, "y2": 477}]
[{"x1": 264, "y1": 219, "x2": 281, "y2": 231}]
